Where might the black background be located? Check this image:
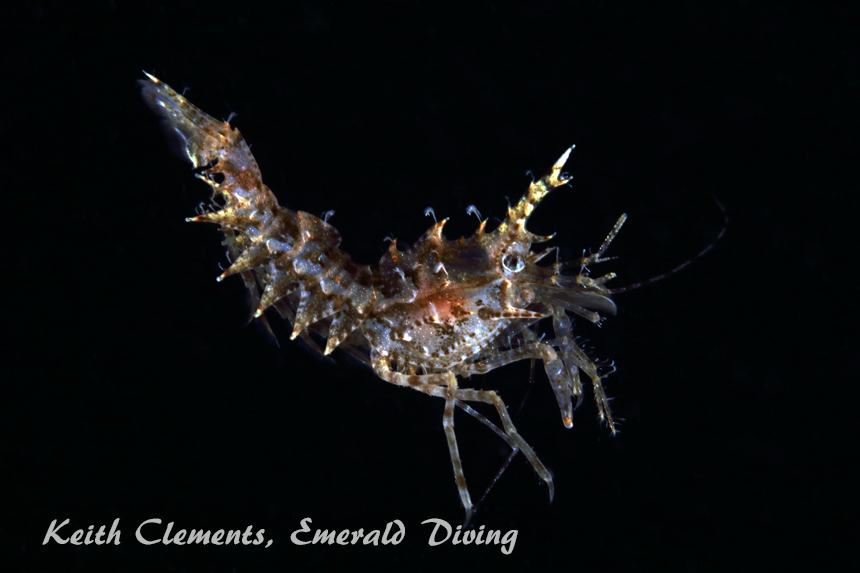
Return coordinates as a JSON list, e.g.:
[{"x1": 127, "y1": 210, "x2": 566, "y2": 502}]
[{"x1": 2, "y1": 1, "x2": 858, "y2": 571}]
